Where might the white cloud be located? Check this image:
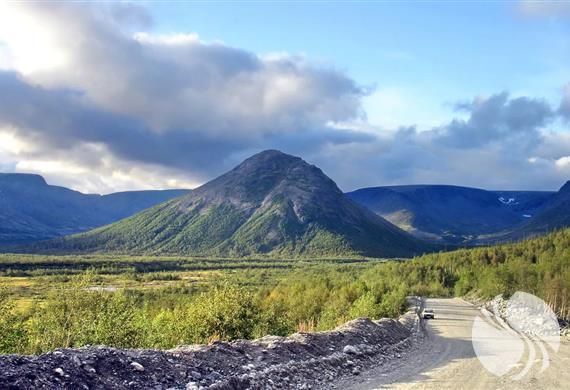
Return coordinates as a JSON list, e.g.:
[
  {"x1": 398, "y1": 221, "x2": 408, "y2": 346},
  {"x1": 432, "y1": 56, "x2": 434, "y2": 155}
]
[
  {"x1": 0, "y1": 128, "x2": 28, "y2": 154},
  {"x1": 518, "y1": 1, "x2": 570, "y2": 18},
  {"x1": 0, "y1": 3, "x2": 68, "y2": 75},
  {"x1": 0, "y1": 2, "x2": 568, "y2": 195},
  {"x1": 0, "y1": 3, "x2": 365, "y2": 192},
  {"x1": 0, "y1": 3, "x2": 364, "y2": 136},
  {"x1": 133, "y1": 32, "x2": 200, "y2": 45},
  {"x1": 363, "y1": 87, "x2": 452, "y2": 130},
  {"x1": 555, "y1": 156, "x2": 570, "y2": 168},
  {"x1": 1, "y1": 131, "x2": 199, "y2": 194}
]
